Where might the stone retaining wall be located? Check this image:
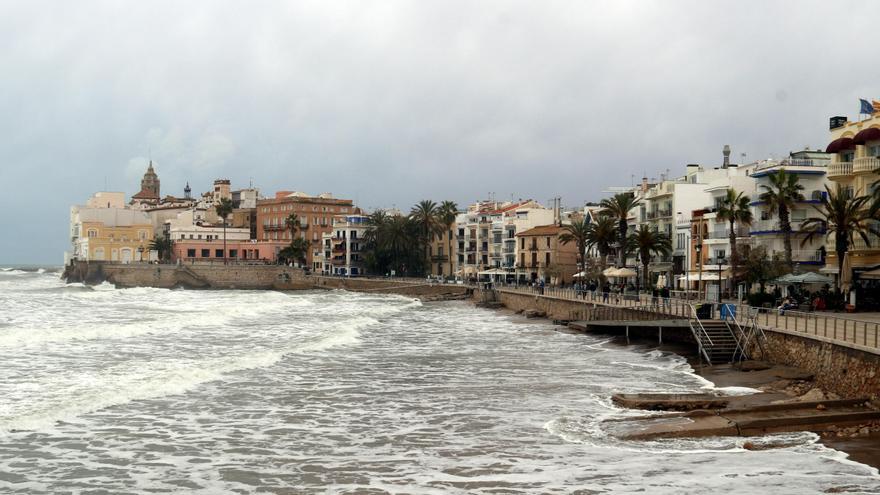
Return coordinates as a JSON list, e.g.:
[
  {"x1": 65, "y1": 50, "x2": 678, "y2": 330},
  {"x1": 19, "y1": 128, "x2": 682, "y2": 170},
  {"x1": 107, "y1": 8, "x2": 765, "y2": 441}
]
[
  {"x1": 64, "y1": 261, "x2": 311, "y2": 290},
  {"x1": 752, "y1": 330, "x2": 880, "y2": 399}
]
